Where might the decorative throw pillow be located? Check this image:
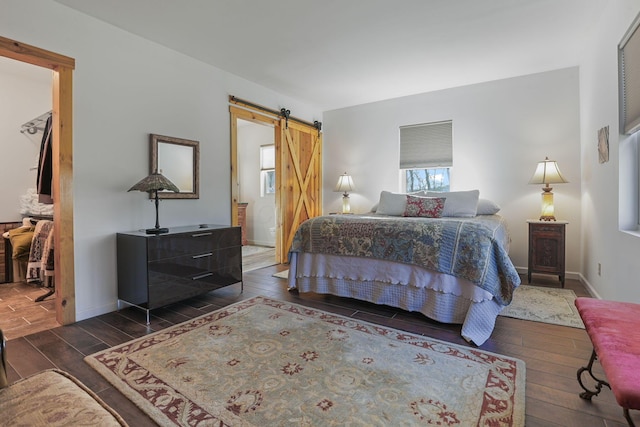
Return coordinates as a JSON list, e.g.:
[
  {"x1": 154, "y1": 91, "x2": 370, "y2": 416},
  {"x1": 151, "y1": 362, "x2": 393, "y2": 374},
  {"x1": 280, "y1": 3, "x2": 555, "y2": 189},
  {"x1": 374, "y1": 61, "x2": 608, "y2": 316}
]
[
  {"x1": 425, "y1": 190, "x2": 480, "y2": 217},
  {"x1": 403, "y1": 196, "x2": 446, "y2": 217},
  {"x1": 8, "y1": 226, "x2": 35, "y2": 258}
]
